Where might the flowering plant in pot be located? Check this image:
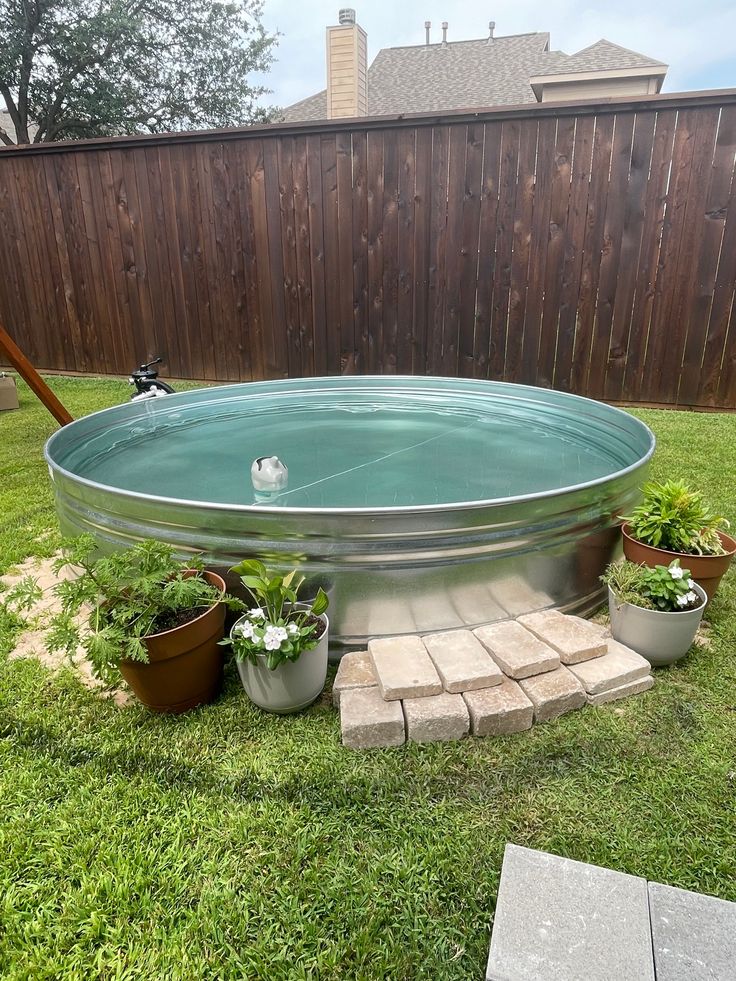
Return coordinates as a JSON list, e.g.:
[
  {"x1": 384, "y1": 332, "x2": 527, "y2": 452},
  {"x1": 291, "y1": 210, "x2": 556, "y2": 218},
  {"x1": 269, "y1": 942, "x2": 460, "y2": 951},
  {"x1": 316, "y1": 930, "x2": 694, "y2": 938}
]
[
  {"x1": 7, "y1": 536, "x2": 240, "y2": 712},
  {"x1": 225, "y1": 559, "x2": 329, "y2": 714},
  {"x1": 601, "y1": 558, "x2": 707, "y2": 666},
  {"x1": 621, "y1": 480, "x2": 734, "y2": 602}
]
